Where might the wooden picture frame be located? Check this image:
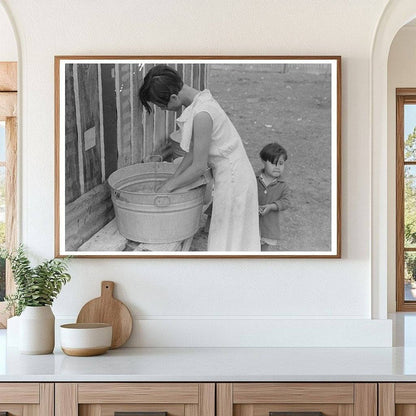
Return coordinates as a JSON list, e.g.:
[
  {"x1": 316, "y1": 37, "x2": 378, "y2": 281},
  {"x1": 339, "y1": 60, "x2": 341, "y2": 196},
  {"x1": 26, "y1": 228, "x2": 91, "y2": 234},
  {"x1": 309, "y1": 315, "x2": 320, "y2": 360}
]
[{"x1": 55, "y1": 56, "x2": 341, "y2": 258}]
